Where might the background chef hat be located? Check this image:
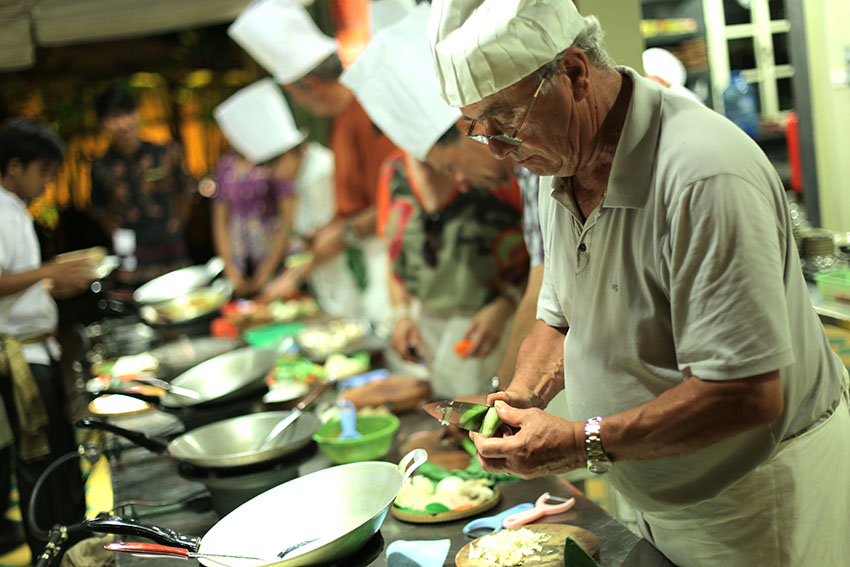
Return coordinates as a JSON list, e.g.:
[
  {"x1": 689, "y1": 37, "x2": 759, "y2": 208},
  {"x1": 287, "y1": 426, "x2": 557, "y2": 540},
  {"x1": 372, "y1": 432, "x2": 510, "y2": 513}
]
[
  {"x1": 428, "y1": 0, "x2": 590, "y2": 107},
  {"x1": 369, "y1": 0, "x2": 416, "y2": 34},
  {"x1": 213, "y1": 78, "x2": 307, "y2": 164},
  {"x1": 341, "y1": 3, "x2": 461, "y2": 162},
  {"x1": 228, "y1": 0, "x2": 337, "y2": 84},
  {"x1": 642, "y1": 48, "x2": 687, "y2": 88}
]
